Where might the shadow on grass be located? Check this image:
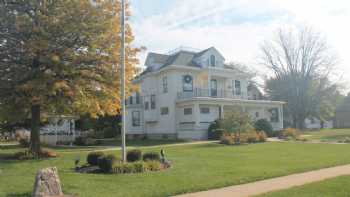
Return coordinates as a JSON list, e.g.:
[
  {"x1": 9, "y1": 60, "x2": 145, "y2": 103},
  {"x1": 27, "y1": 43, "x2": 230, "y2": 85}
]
[
  {"x1": 0, "y1": 144, "x2": 22, "y2": 150},
  {"x1": 6, "y1": 193, "x2": 31, "y2": 197}
]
